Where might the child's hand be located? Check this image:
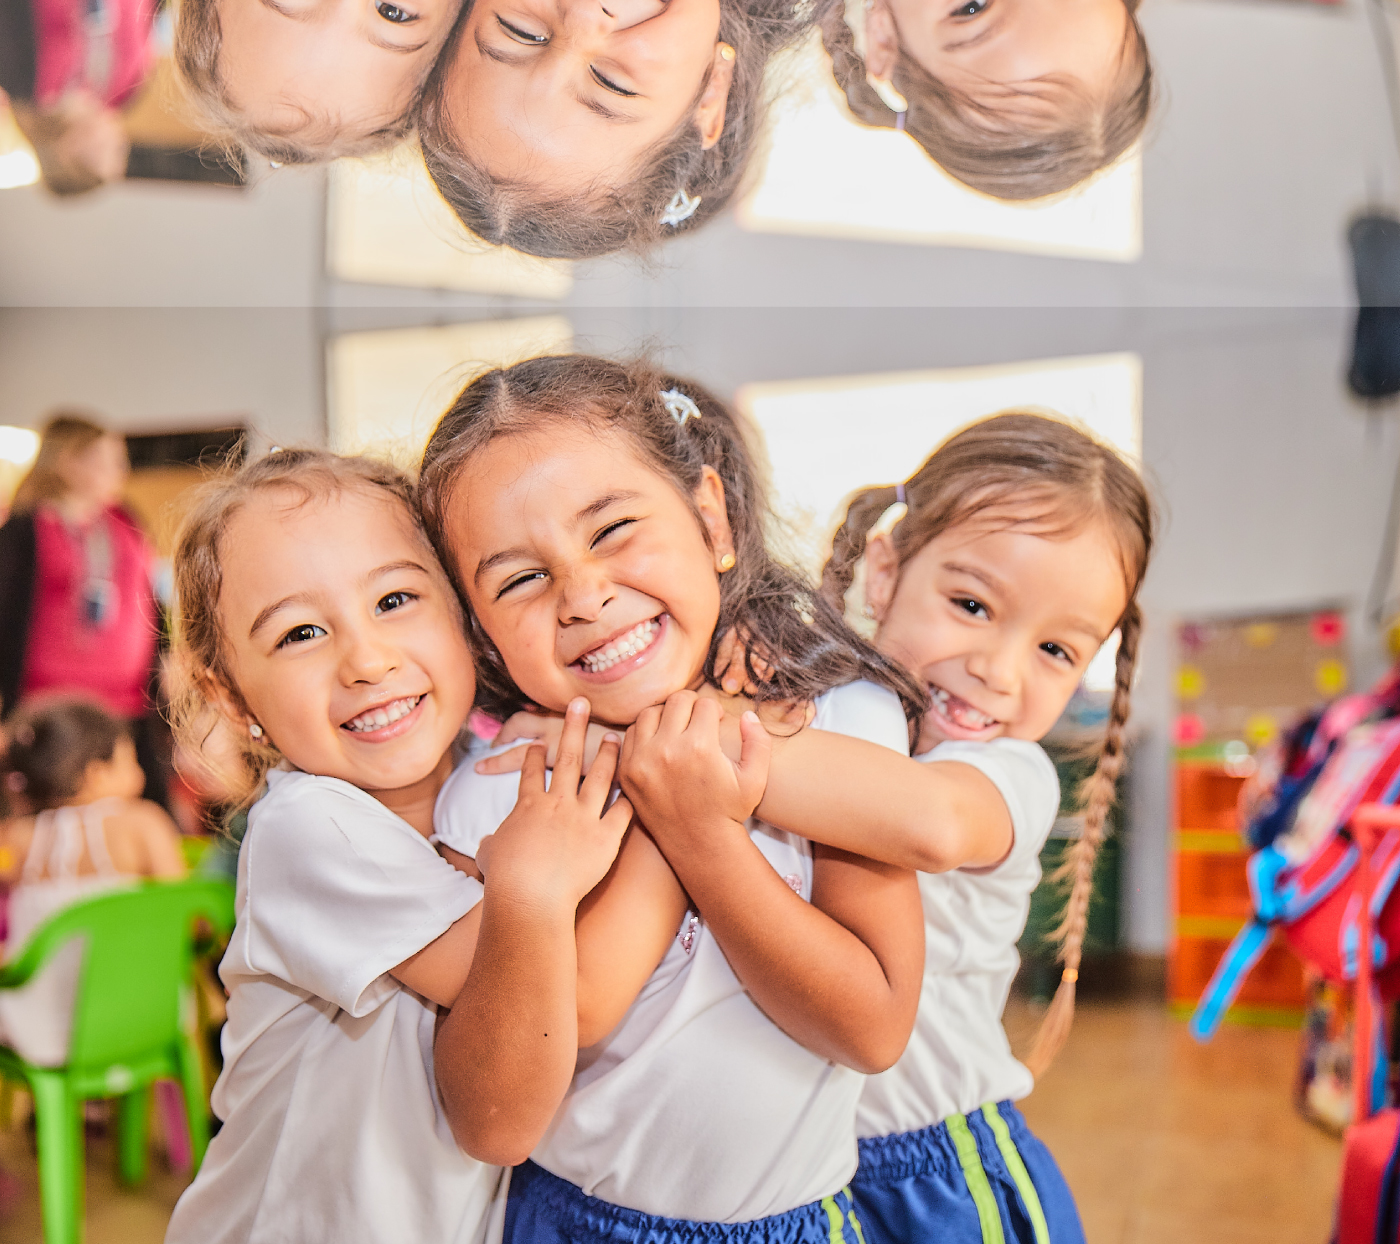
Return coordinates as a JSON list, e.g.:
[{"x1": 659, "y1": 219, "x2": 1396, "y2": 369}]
[
  {"x1": 714, "y1": 626, "x2": 774, "y2": 696},
  {"x1": 475, "y1": 698, "x2": 633, "y2": 909},
  {"x1": 619, "y1": 692, "x2": 771, "y2": 852},
  {"x1": 473, "y1": 710, "x2": 613, "y2": 777}
]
